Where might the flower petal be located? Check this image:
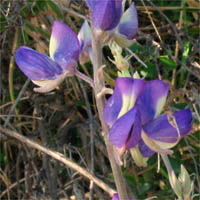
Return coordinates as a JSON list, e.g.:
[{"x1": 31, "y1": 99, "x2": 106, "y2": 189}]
[
  {"x1": 85, "y1": 0, "x2": 93, "y2": 8},
  {"x1": 78, "y1": 20, "x2": 92, "y2": 52},
  {"x1": 112, "y1": 193, "x2": 119, "y2": 200},
  {"x1": 143, "y1": 113, "x2": 179, "y2": 143},
  {"x1": 138, "y1": 140, "x2": 155, "y2": 158},
  {"x1": 136, "y1": 80, "x2": 169, "y2": 125},
  {"x1": 141, "y1": 130, "x2": 173, "y2": 155},
  {"x1": 78, "y1": 21, "x2": 92, "y2": 64},
  {"x1": 109, "y1": 107, "x2": 141, "y2": 149},
  {"x1": 49, "y1": 21, "x2": 80, "y2": 69},
  {"x1": 117, "y1": 2, "x2": 138, "y2": 40},
  {"x1": 89, "y1": 0, "x2": 123, "y2": 31},
  {"x1": 15, "y1": 46, "x2": 62, "y2": 81},
  {"x1": 104, "y1": 77, "x2": 145, "y2": 127},
  {"x1": 32, "y1": 73, "x2": 66, "y2": 93},
  {"x1": 174, "y1": 109, "x2": 193, "y2": 137},
  {"x1": 141, "y1": 109, "x2": 192, "y2": 153},
  {"x1": 112, "y1": 193, "x2": 131, "y2": 200},
  {"x1": 126, "y1": 107, "x2": 142, "y2": 149},
  {"x1": 143, "y1": 109, "x2": 193, "y2": 143}
]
